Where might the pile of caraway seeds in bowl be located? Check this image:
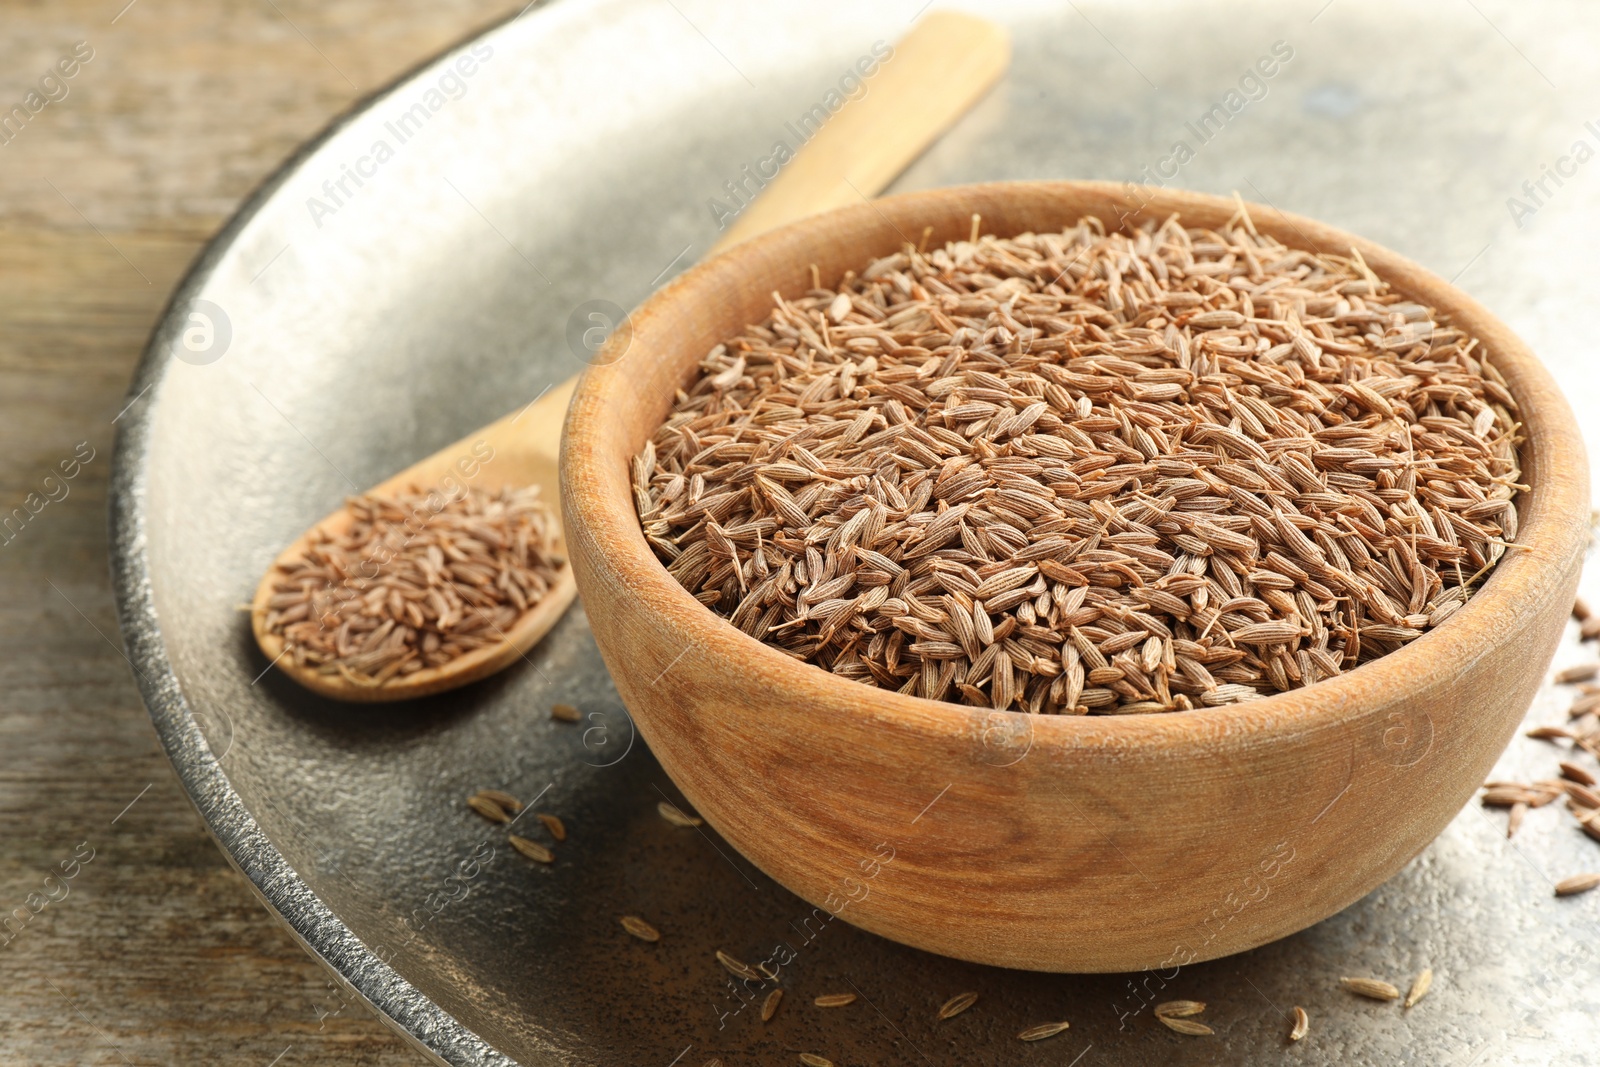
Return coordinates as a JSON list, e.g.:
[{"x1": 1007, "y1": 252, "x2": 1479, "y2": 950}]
[{"x1": 630, "y1": 211, "x2": 1524, "y2": 714}]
